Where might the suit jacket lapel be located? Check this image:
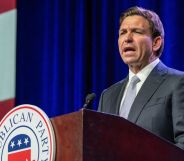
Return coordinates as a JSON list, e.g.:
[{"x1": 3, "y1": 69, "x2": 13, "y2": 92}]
[
  {"x1": 115, "y1": 77, "x2": 128, "y2": 114},
  {"x1": 109, "y1": 77, "x2": 128, "y2": 115},
  {"x1": 128, "y1": 62, "x2": 168, "y2": 123}
]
